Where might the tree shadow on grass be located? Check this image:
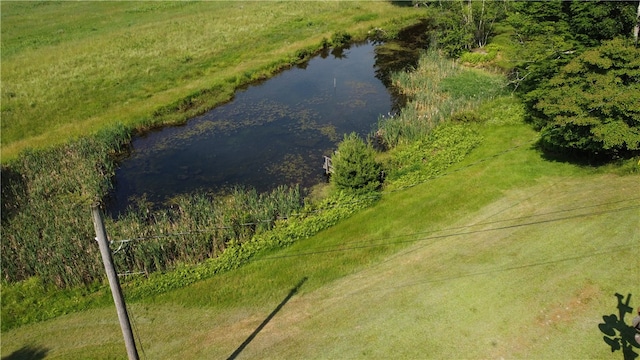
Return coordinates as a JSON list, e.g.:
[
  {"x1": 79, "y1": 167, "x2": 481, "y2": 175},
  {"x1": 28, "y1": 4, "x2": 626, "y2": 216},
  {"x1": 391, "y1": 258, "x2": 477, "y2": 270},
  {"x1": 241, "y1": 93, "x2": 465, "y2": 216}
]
[
  {"x1": 599, "y1": 293, "x2": 639, "y2": 360},
  {"x1": 227, "y1": 277, "x2": 308, "y2": 360},
  {"x1": 2, "y1": 345, "x2": 48, "y2": 360}
]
